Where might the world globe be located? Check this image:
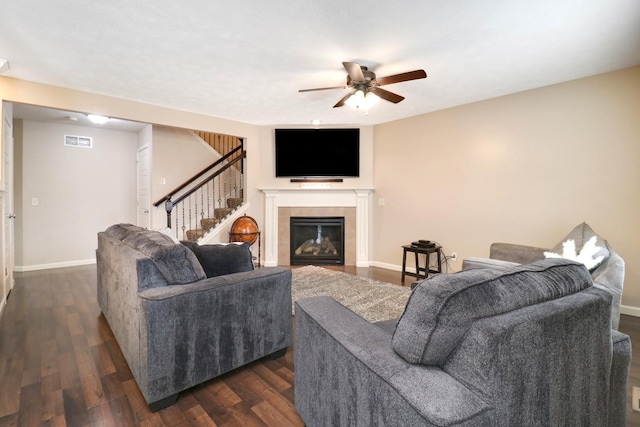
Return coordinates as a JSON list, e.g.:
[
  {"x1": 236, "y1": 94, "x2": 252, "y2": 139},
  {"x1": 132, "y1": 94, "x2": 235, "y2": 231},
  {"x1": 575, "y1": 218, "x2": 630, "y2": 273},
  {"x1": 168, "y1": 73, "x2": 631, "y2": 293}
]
[{"x1": 229, "y1": 215, "x2": 259, "y2": 245}]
